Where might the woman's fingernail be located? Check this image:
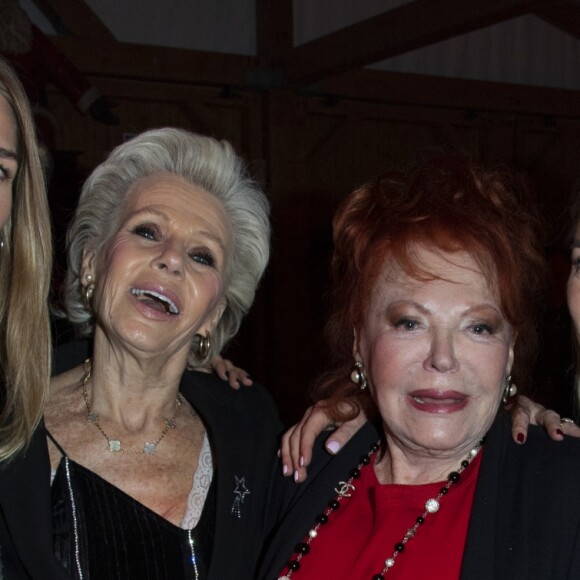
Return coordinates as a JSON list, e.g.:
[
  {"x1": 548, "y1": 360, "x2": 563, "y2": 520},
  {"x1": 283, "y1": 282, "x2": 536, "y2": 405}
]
[
  {"x1": 556, "y1": 429, "x2": 564, "y2": 437},
  {"x1": 326, "y1": 440, "x2": 341, "y2": 454},
  {"x1": 282, "y1": 464, "x2": 288, "y2": 475},
  {"x1": 299, "y1": 456, "x2": 305, "y2": 467},
  {"x1": 293, "y1": 470, "x2": 299, "y2": 482},
  {"x1": 516, "y1": 433, "x2": 525, "y2": 444}
]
